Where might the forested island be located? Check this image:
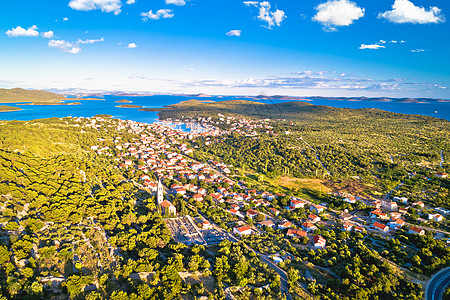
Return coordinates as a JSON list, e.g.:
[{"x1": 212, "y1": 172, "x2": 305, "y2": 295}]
[
  {"x1": 0, "y1": 106, "x2": 21, "y2": 112},
  {"x1": 0, "y1": 88, "x2": 103, "y2": 105},
  {"x1": 116, "y1": 105, "x2": 143, "y2": 108},
  {"x1": 18, "y1": 102, "x2": 82, "y2": 106},
  {"x1": 0, "y1": 99, "x2": 448, "y2": 299}
]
